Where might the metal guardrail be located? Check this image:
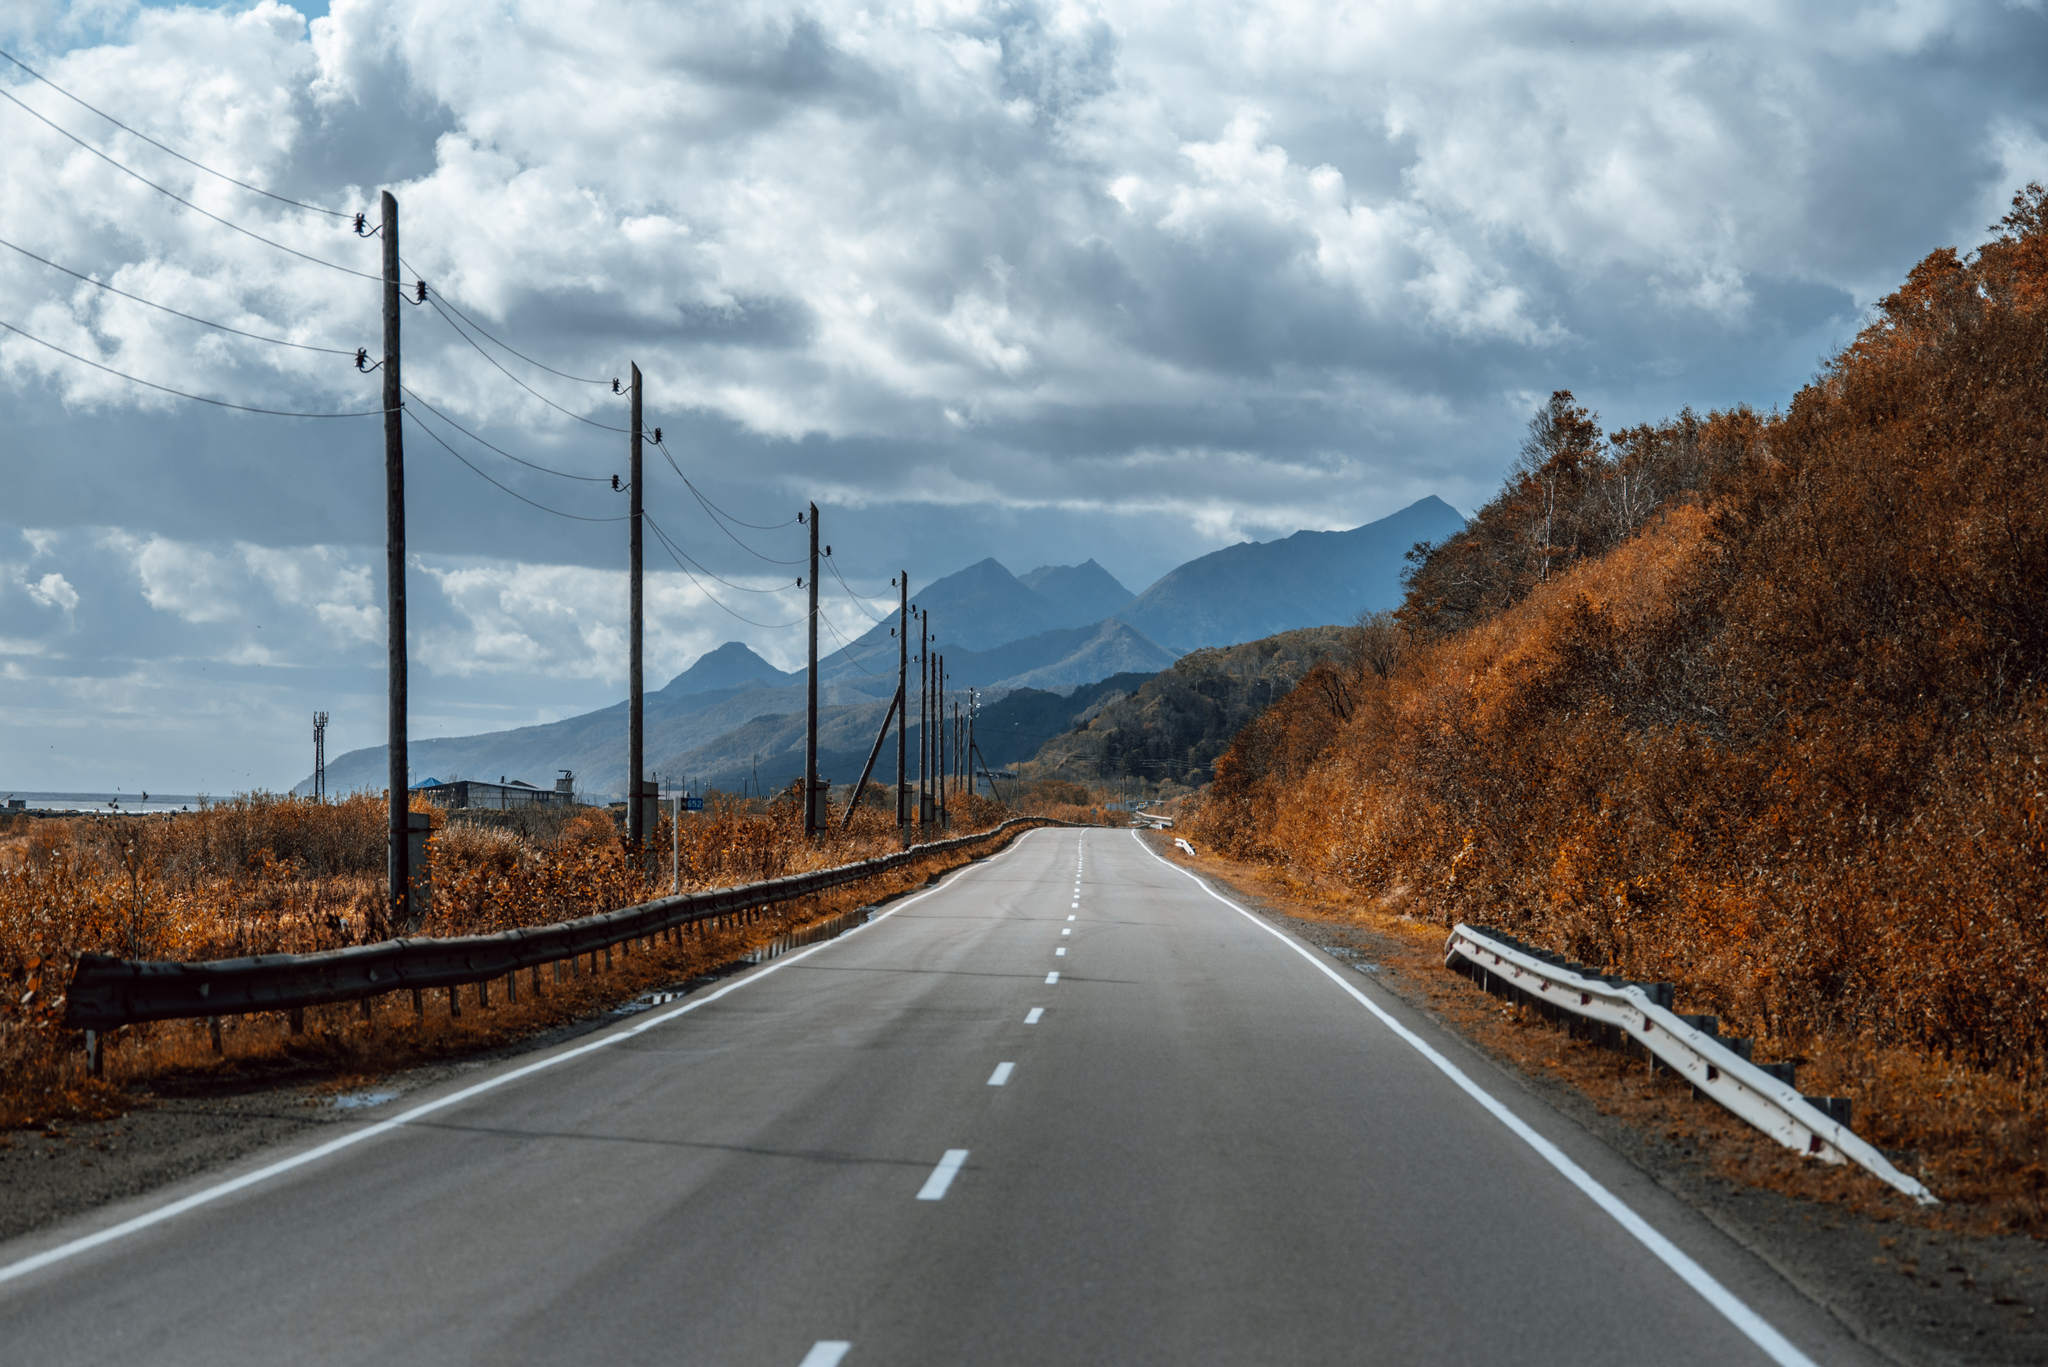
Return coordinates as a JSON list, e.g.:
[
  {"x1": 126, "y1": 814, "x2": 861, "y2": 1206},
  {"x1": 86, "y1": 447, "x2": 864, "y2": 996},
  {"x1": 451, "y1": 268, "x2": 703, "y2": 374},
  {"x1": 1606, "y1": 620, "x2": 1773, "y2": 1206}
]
[
  {"x1": 63, "y1": 817, "x2": 1070, "y2": 1033},
  {"x1": 1445, "y1": 922, "x2": 1937, "y2": 1206}
]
